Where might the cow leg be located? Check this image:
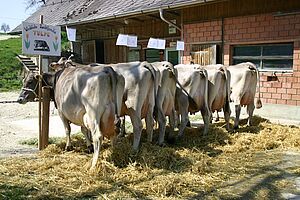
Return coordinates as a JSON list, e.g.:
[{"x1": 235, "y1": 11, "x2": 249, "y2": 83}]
[
  {"x1": 223, "y1": 102, "x2": 231, "y2": 130},
  {"x1": 84, "y1": 113, "x2": 103, "y2": 169},
  {"x1": 121, "y1": 116, "x2": 126, "y2": 136},
  {"x1": 81, "y1": 127, "x2": 93, "y2": 153},
  {"x1": 91, "y1": 122, "x2": 102, "y2": 169},
  {"x1": 215, "y1": 111, "x2": 220, "y2": 122},
  {"x1": 59, "y1": 113, "x2": 72, "y2": 151},
  {"x1": 247, "y1": 102, "x2": 255, "y2": 126},
  {"x1": 128, "y1": 109, "x2": 143, "y2": 151},
  {"x1": 168, "y1": 109, "x2": 176, "y2": 136},
  {"x1": 201, "y1": 108, "x2": 210, "y2": 136},
  {"x1": 156, "y1": 108, "x2": 166, "y2": 145},
  {"x1": 234, "y1": 104, "x2": 241, "y2": 129}
]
